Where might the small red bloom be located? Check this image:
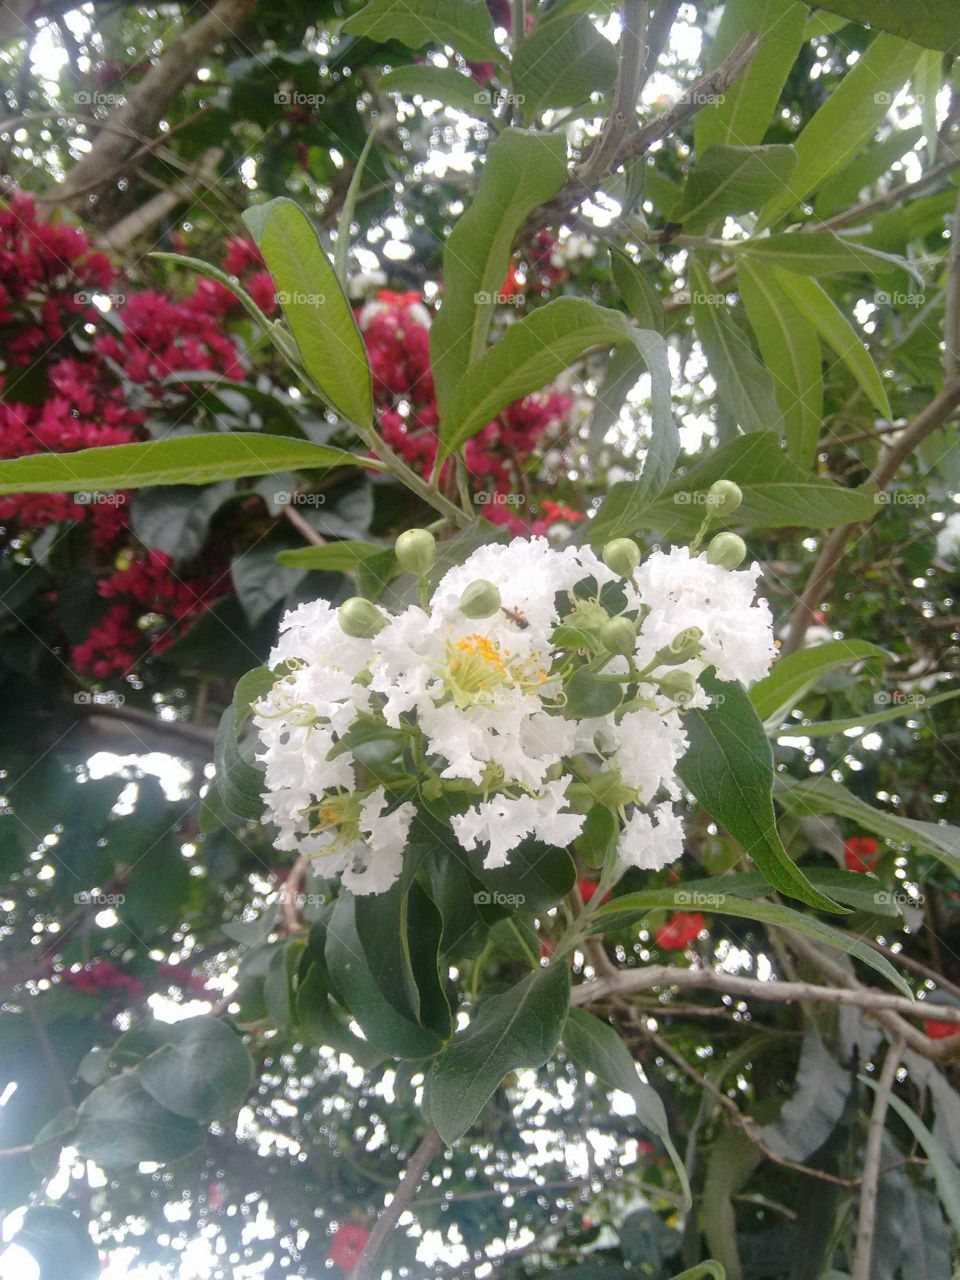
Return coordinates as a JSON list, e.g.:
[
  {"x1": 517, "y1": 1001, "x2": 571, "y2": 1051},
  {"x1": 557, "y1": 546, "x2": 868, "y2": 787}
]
[
  {"x1": 329, "y1": 1224, "x2": 369, "y2": 1270},
  {"x1": 844, "y1": 836, "x2": 880, "y2": 874},
  {"x1": 656, "y1": 912, "x2": 705, "y2": 950},
  {"x1": 924, "y1": 1018, "x2": 960, "y2": 1039},
  {"x1": 578, "y1": 879, "x2": 609, "y2": 906}
]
